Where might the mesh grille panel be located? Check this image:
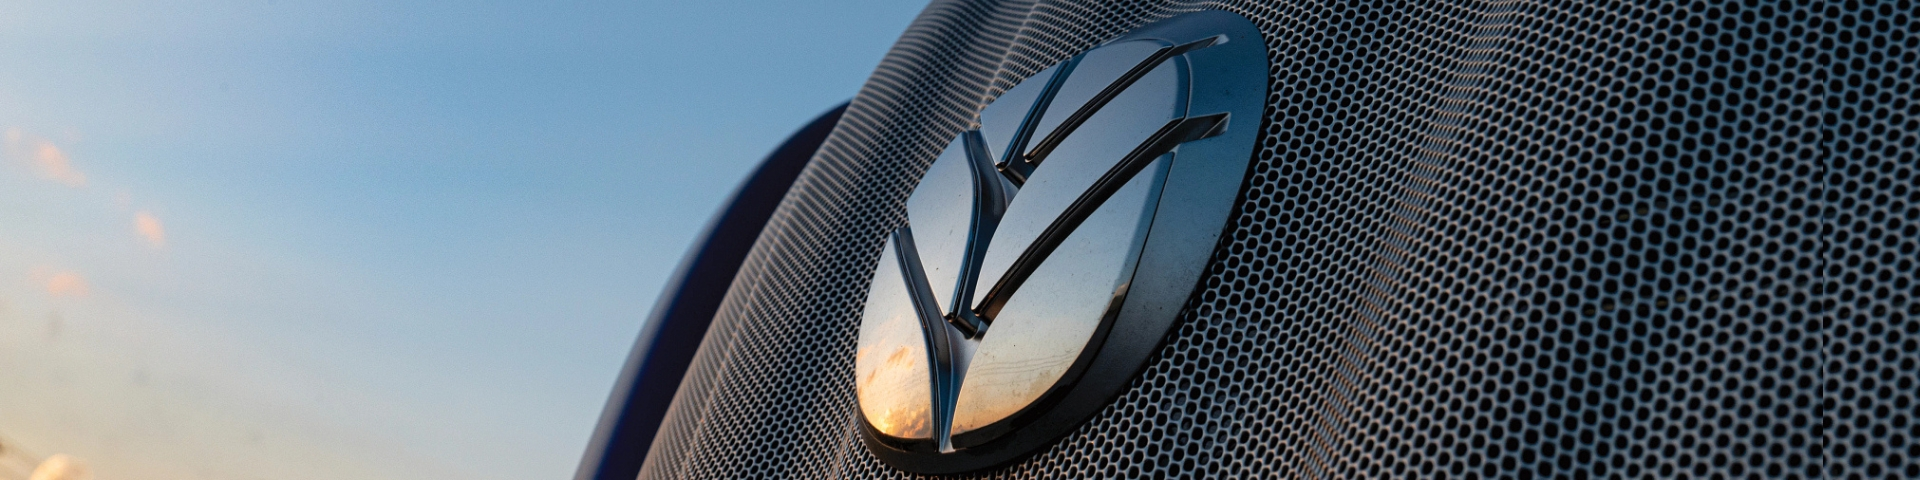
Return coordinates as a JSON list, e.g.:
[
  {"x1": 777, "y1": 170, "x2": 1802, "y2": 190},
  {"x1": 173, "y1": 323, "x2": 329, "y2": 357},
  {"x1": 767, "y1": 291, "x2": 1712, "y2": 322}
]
[
  {"x1": 639, "y1": 0, "x2": 1916, "y2": 477},
  {"x1": 1822, "y1": 1, "x2": 1917, "y2": 478}
]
